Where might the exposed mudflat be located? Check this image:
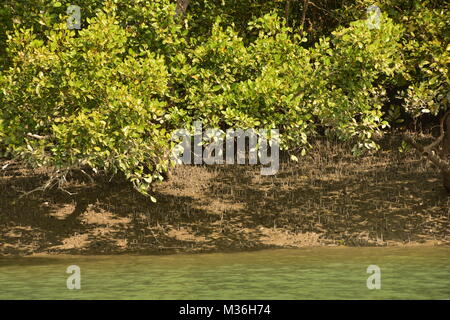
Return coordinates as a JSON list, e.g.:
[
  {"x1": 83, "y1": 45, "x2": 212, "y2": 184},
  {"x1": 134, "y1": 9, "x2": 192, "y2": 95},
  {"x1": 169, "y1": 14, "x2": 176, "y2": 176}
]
[{"x1": 1, "y1": 136, "x2": 449, "y2": 256}]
